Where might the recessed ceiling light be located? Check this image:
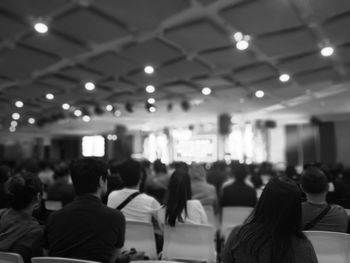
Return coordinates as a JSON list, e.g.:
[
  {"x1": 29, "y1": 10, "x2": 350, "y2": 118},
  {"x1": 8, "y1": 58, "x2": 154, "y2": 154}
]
[
  {"x1": 321, "y1": 46, "x2": 334, "y2": 57},
  {"x1": 201, "y1": 87, "x2": 211, "y2": 95},
  {"x1": 147, "y1": 98, "x2": 155, "y2": 104},
  {"x1": 74, "y1": 109, "x2": 82, "y2": 117},
  {"x1": 62, "y1": 103, "x2": 70, "y2": 110},
  {"x1": 11, "y1": 121, "x2": 17, "y2": 127},
  {"x1": 9, "y1": 126, "x2": 16, "y2": 133},
  {"x1": 82, "y1": 115, "x2": 91, "y2": 122},
  {"x1": 144, "y1": 65, "x2": 154, "y2": 74},
  {"x1": 145, "y1": 85, "x2": 155, "y2": 93},
  {"x1": 106, "y1": 104, "x2": 113, "y2": 112},
  {"x1": 34, "y1": 22, "x2": 48, "y2": 34},
  {"x1": 149, "y1": 106, "x2": 156, "y2": 113},
  {"x1": 236, "y1": 40, "x2": 249, "y2": 50},
  {"x1": 114, "y1": 110, "x2": 121, "y2": 117},
  {"x1": 12, "y1": 113, "x2": 20, "y2": 120},
  {"x1": 233, "y1": 32, "x2": 243, "y2": 42},
  {"x1": 255, "y1": 90, "x2": 265, "y2": 98},
  {"x1": 28, "y1": 118, "x2": 35, "y2": 124},
  {"x1": 84, "y1": 82, "x2": 95, "y2": 91},
  {"x1": 15, "y1": 101, "x2": 24, "y2": 108},
  {"x1": 279, "y1": 73, "x2": 290, "y2": 82},
  {"x1": 46, "y1": 93, "x2": 54, "y2": 100}
]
